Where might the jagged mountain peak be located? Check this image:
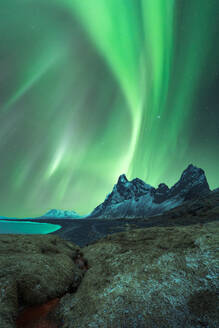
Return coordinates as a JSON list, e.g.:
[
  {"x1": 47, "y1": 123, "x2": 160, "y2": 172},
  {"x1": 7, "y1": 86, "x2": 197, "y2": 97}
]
[
  {"x1": 169, "y1": 163, "x2": 210, "y2": 200},
  {"x1": 115, "y1": 174, "x2": 153, "y2": 200},
  {"x1": 157, "y1": 183, "x2": 169, "y2": 192},
  {"x1": 117, "y1": 174, "x2": 128, "y2": 184},
  {"x1": 181, "y1": 163, "x2": 205, "y2": 179}
]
